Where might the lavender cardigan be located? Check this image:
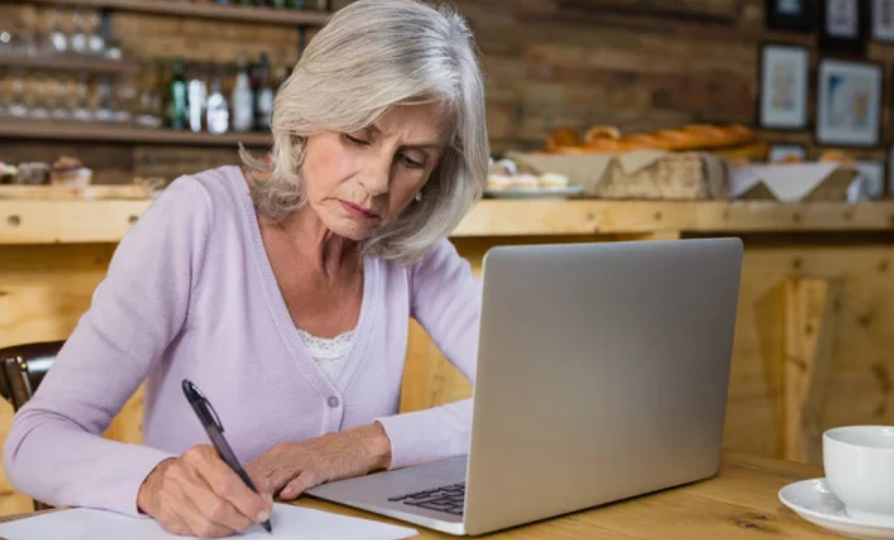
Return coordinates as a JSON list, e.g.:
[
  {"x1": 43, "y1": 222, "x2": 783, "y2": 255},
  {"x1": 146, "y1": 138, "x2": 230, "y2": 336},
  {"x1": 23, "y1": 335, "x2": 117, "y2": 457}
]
[{"x1": 2, "y1": 166, "x2": 480, "y2": 516}]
